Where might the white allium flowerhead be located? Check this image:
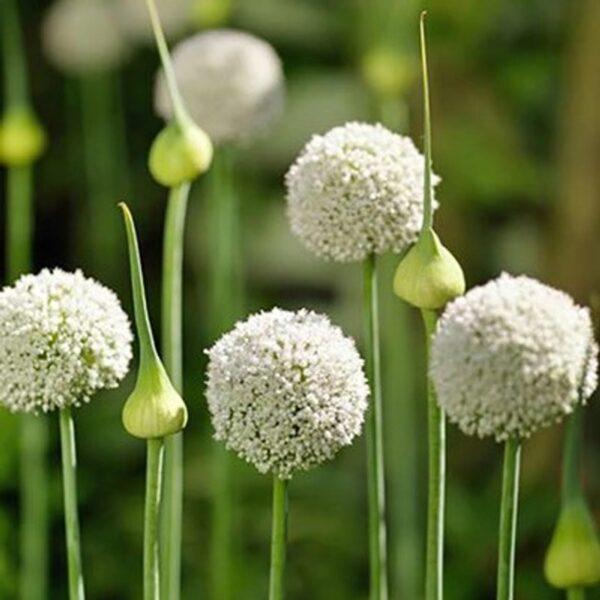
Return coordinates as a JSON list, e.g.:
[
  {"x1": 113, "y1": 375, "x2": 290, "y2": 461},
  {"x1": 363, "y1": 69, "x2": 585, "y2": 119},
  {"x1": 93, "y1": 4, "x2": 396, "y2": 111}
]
[
  {"x1": 285, "y1": 122, "x2": 439, "y2": 262},
  {"x1": 205, "y1": 308, "x2": 368, "y2": 479},
  {"x1": 42, "y1": 0, "x2": 128, "y2": 74},
  {"x1": 0, "y1": 269, "x2": 133, "y2": 414},
  {"x1": 155, "y1": 29, "x2": 285, "y2": 144},
  {"x1": 431, "y1": 273, "x2": 599, "y2": 441}
]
